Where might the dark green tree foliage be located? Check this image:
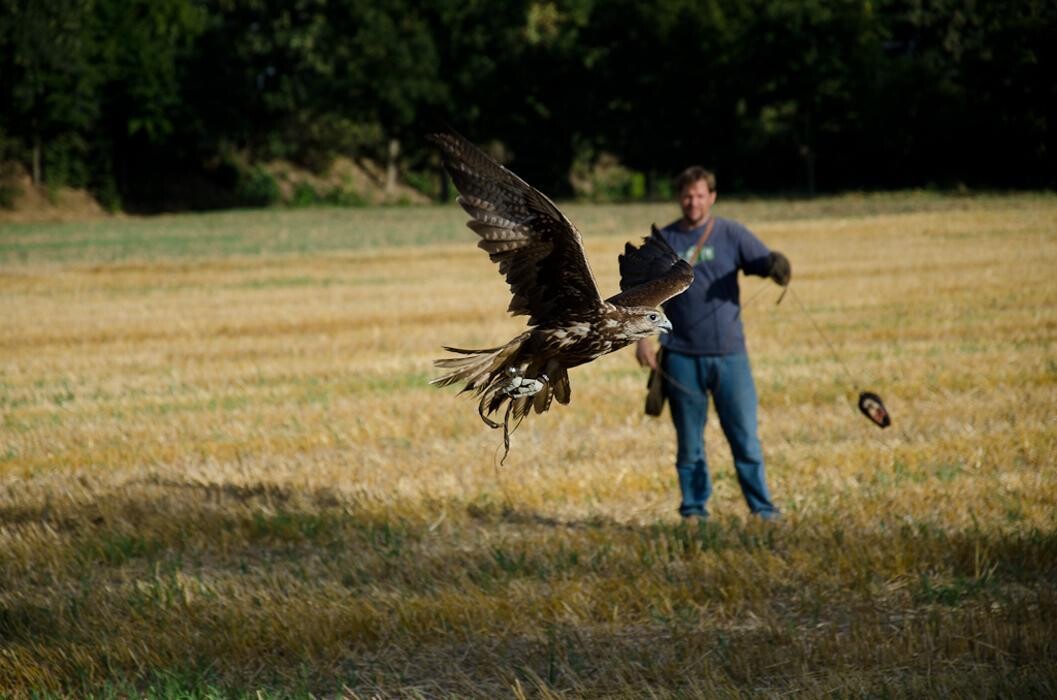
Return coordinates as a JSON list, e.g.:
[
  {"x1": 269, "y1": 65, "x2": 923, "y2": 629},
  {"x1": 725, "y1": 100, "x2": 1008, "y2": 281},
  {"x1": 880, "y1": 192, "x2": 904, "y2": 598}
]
[
  {"x1": 735, "y1": 0, "x2": 881, "y2": 193},
  {"x1": 0, "y1": 0, "x2": 100, "y2": 187},
  {"x1": 0, "y1": 0, "x2": 1053, "y2": 210},
  {"x1": 874, "y1": 0, "x2": 1057, "y2": 188},
  {"x1": 95, "y1": 0, "x2": 207, "y2": 205},
  {"x1": 575, "y1": 0, "x2": 744, "y2": 192},
  {"x1": 325, "y1": 1, "x2": 445, "y2": 143}
]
